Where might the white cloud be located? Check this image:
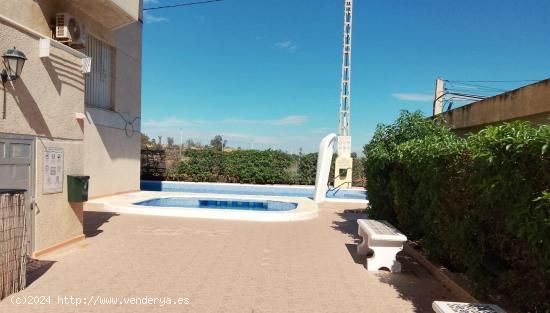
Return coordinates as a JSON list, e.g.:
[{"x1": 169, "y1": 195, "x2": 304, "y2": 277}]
[
  {"x1": 274, "y1": 40, "x2": 298, "y2": 52},
  {"x1": 221, "y1": 132, "x2": 282, "y2": 145},
  {"x1": 223, "y1": 115, "x2": 308, "y2": 126},
  {"x1": 140, "y1": 116, "x2": 329, "y2": 152},
  {"x1": 141, "y1": 122, "x2": 364, "y2": 153},
  {"x1": 143, "y1": 126, "x2": 283, "y2": 148},
  {"x1": 142, "y1": 117, "x2": 205, "y2": 129},
  {"x1": 143, "y1": 11, "x2": 169, "y2": 23},
  {"x1": 270, "y1": 115, "x2": 308, "y2": 125},
  {"x1": 307, "y1": 127, "x2": 332, "y2": 134},
  {"x1": 392, "y1": 93, "x2": 434, "y2": 102},
  {"x1": 142, "y1": 115, "x2": 308, "y2": 129}
]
